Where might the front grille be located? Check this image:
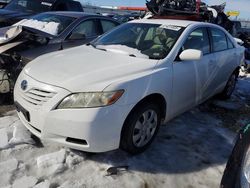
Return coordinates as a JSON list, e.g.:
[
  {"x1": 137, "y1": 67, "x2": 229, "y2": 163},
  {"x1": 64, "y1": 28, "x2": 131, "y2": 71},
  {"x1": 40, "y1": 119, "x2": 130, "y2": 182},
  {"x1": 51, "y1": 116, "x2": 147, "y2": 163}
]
[{"x1": 20, "y1": 88, "x2": 57, "y2": 106}]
